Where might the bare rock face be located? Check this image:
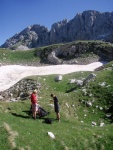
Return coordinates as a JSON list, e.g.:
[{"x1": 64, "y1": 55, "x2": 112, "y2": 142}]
[
  {"x1": 15, "y1": 45, "x2": 30, "y2": 50},
  {"x1": 1, "y1": 10, "x2": 113, "y2": 50},
  {"x1": 1, "y1": 25, "x2": 50, "y2": 50},
  {"x1": 47, "y1": 51, "x2": 63, "y2": 65},
  {"x1": 49, "y1": 10, "x2": 113, "y2": 44},
  {"x1": 49, "y1": 19, "x2": 68, "y2": 44}
]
